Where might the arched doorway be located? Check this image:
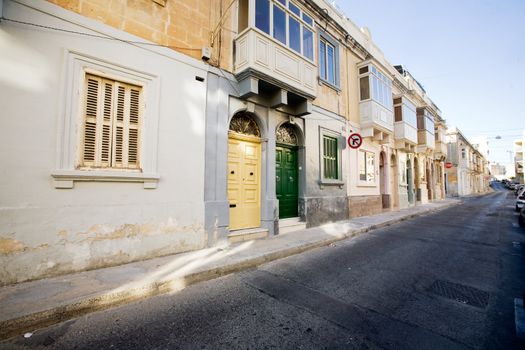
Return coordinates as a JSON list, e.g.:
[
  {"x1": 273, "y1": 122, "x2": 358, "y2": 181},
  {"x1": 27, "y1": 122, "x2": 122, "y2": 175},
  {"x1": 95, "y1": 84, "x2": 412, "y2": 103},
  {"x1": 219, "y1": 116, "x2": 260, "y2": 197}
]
[
  {"x1": 414, "y1": 156, "x2": 420, "y2": 202},
  {"x1": 426, "y1": 163, "x2": 432, "y2": 201},
  {"x1": 407, "y1": 158, "x2": 414, "y2": 204},
  {"x1": 390, "y1": 154, "x2": 398, "y2": 209},
  {"x1": 380, "y1": 152, "x2": 388, "y2": 208},
  {"x1": 275, "y1": 123, "x2": 300, "y2": 219},
  {"x1": 227, "y1": 112, "x2": 262, "y2": 230}
]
